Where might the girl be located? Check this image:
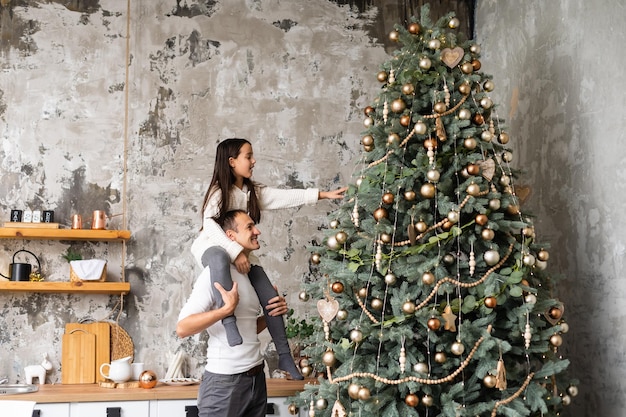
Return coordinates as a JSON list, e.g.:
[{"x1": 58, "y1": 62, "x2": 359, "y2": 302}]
[{"x1": 191, "y1": 138, "x2": 346, "y2": 380}]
